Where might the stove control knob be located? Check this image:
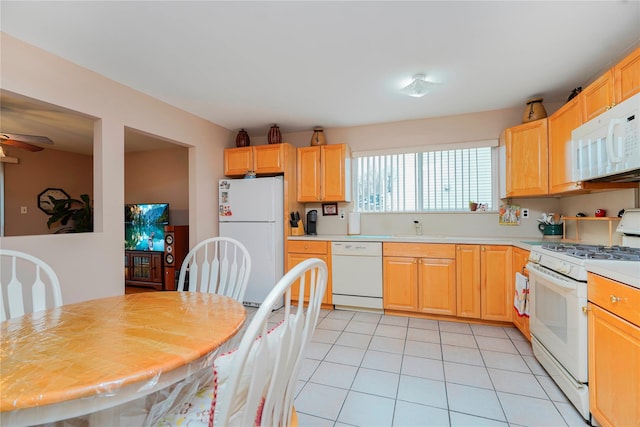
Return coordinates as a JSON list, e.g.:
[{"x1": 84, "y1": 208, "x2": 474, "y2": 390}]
[
  {"x1": 529, "y1": 253, "x2": 541, "y2": 263},
  {"x1": 557, "y1": 262, "x2": 571, "y2": 275}
]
